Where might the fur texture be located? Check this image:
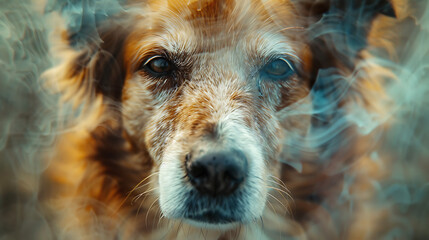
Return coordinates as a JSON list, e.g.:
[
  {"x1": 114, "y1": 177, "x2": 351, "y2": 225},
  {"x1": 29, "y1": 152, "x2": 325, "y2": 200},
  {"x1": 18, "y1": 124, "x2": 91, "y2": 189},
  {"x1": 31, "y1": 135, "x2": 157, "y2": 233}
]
[{"x1": 41, "y1": 0, "x2": 404, "y2": 239}]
